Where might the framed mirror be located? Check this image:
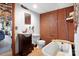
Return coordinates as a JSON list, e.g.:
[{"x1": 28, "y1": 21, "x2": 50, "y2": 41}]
[{"x1": 25, "y1": 13, "x2": 31, "y2": 24}]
